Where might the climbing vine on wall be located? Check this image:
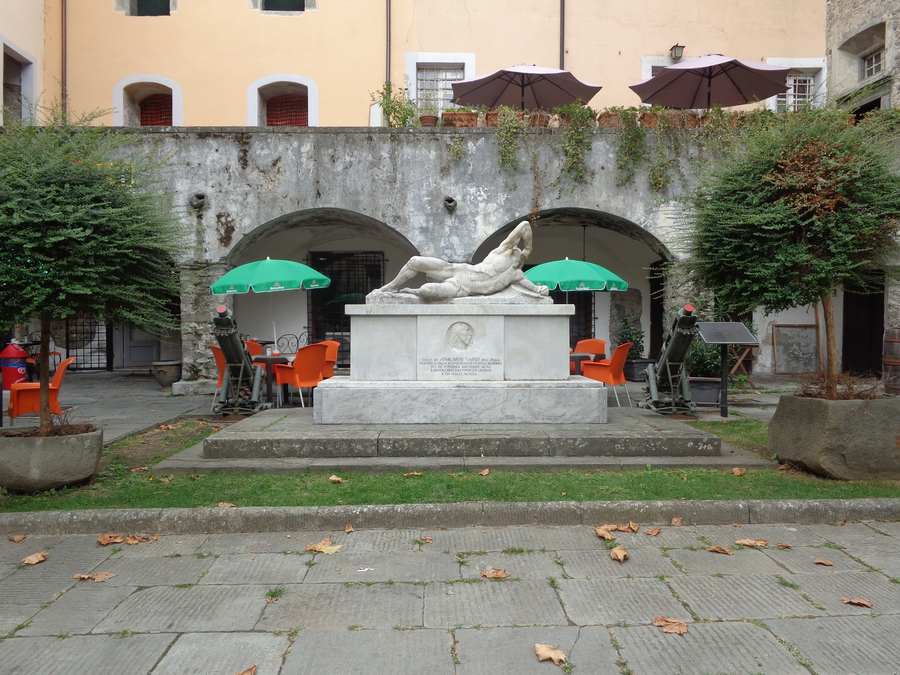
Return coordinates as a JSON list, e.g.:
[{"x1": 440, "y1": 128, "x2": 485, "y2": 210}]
[
  {"x1": 556, "y1": 103, "x2": 596, "y2": 183},
  {"x1": 612, "y1": 108, "x2": 647, "y2": 187},
  {"x1": 496, "y1": 106, "x2": 526, "y2": 171}
]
